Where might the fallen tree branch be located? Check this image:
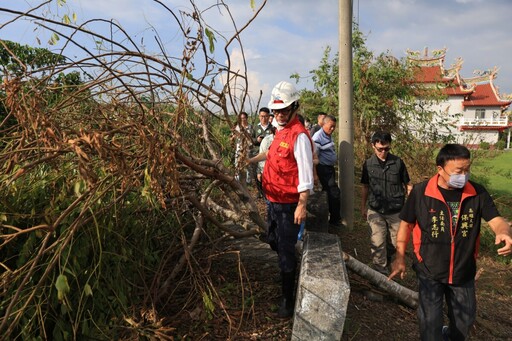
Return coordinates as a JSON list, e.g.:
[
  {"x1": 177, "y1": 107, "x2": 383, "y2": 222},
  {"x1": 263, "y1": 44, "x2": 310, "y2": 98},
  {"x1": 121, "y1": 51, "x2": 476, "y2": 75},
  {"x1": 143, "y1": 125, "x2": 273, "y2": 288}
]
[{"x1": 342, "y1": 252, "x2": 418, "y2": 309}]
